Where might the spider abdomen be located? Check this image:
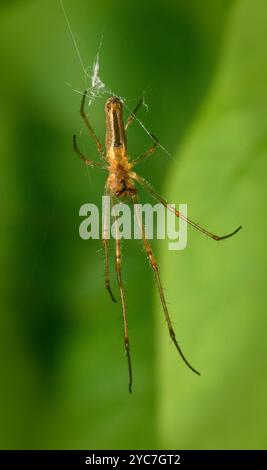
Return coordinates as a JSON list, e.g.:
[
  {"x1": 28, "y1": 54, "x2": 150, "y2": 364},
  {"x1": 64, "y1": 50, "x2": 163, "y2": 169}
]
[{"x1": 107, "y1": 168, "x2": 136, "y2": 197}]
